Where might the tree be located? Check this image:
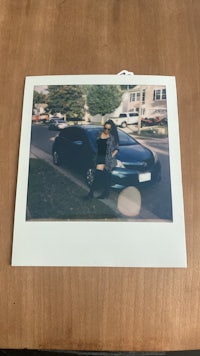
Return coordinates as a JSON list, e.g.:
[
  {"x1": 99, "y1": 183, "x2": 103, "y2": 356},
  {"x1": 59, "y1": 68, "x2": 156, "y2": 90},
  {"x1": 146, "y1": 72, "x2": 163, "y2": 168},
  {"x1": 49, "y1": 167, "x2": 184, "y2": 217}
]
[
  {"x1": 33, "y1": 90, "x2": 46, "y2": 106},
  {"x1": 87, "y1": 85, "x2": 122, "y2": 116},
  {"x1": 46, "y1": 85, "x2": 85, "y2": 117}
]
